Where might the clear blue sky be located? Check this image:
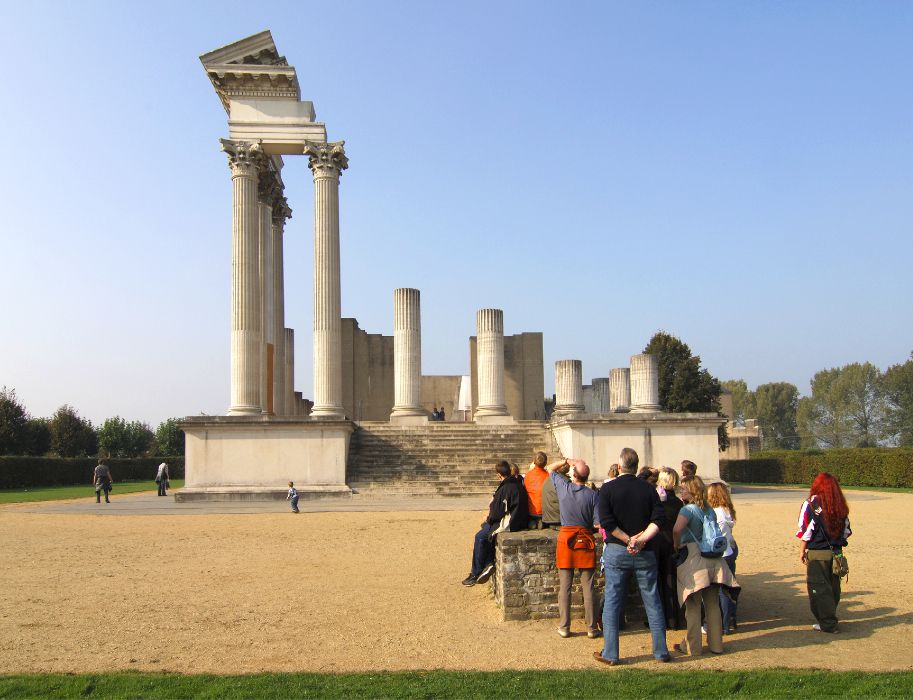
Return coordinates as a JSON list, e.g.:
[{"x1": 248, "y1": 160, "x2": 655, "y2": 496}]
[{"x1": 1, "y1": 1, "x2": 911, "y2": 427}]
